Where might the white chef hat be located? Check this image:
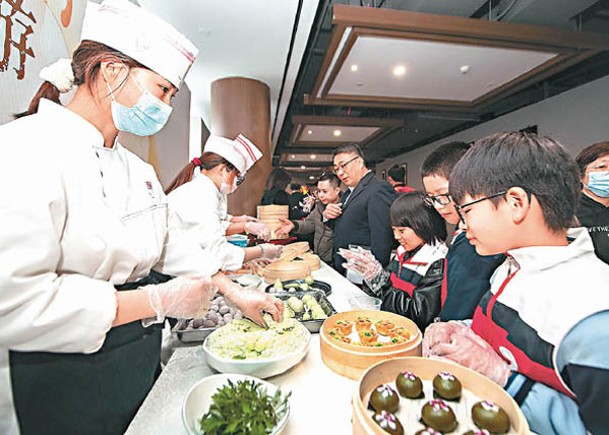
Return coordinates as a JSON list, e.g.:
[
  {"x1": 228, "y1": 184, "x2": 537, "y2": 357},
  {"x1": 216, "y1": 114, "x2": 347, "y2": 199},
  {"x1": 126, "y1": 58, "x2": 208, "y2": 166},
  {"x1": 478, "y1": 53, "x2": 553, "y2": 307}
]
[
  {"x1": 80, "y1": 0, "x2": 198, "y2": 88},
  {"x1": 204, "y1": 134, "x2": 263, "y2": 174}
]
